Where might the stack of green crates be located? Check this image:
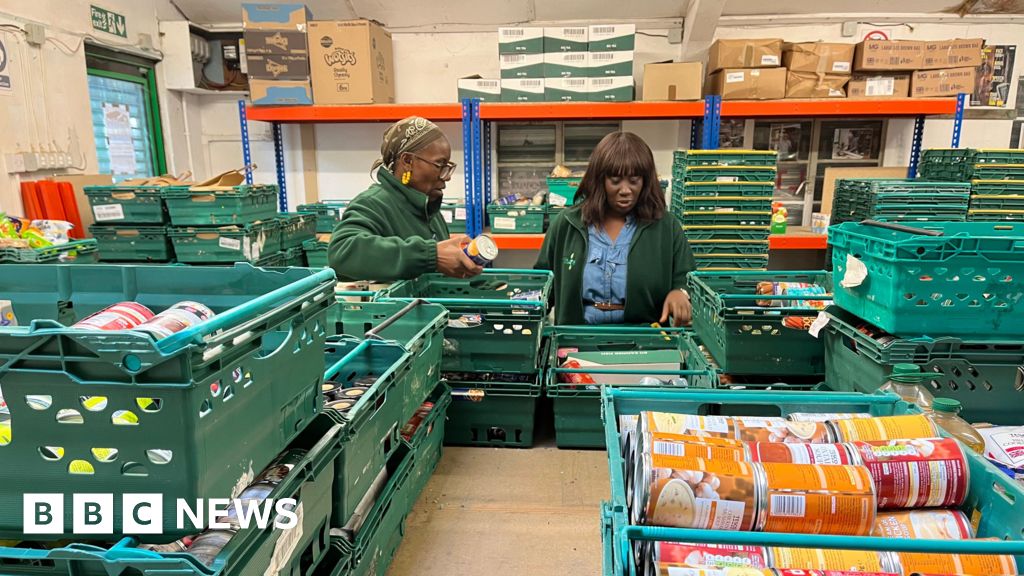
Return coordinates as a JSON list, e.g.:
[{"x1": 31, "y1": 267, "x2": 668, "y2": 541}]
[
  {"x1": 85, "y1": 182, "x2": 179, "y2": 262},
  {"x1": 488, "y1": 200, "x2": 547, "y2": 234},
  {"x1": 831, "y1": 178, "x2": 970, "y2": 225},
  {"x1": 0, "y1": 238, "x2": 98, "y2": 264},
  {"x1": 298, "y1": 201, "x2": 348, "y2": 233},
  {"x1": 969, "y1": 179, "x2": 1024, "y2": 222},
  {"x1": 920, "y1": 148, "x2": 1024, "y2": 182},
  {"x1": 380, "y1": 270, "x2": 554, "y2": 448},
  {"x1": 440, "y1": 202, "x2": 468, "y2": 234},
  {"x1": 164, "y1": 183, "x2": 285, "y2": 264},
  {"x1": 670, "y1": 150, "x2": 777, "y2": 271}
]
